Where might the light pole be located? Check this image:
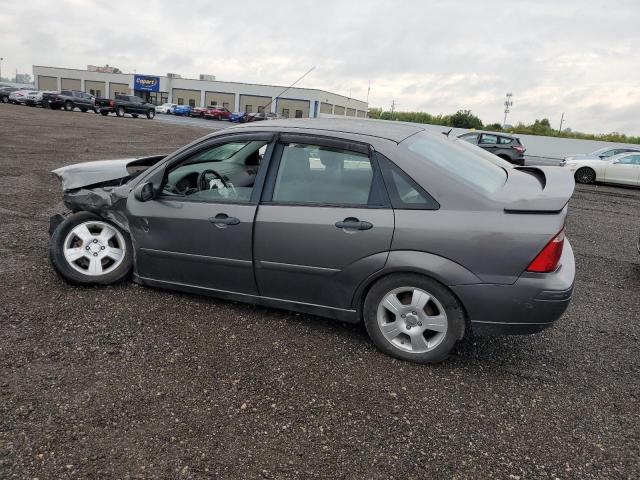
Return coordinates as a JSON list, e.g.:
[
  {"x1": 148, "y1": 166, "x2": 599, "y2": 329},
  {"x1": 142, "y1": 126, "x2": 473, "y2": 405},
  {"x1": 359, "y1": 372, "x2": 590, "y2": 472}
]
[{"x1": 503, "y1": 92, "x2": 513, "y2": 128}]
